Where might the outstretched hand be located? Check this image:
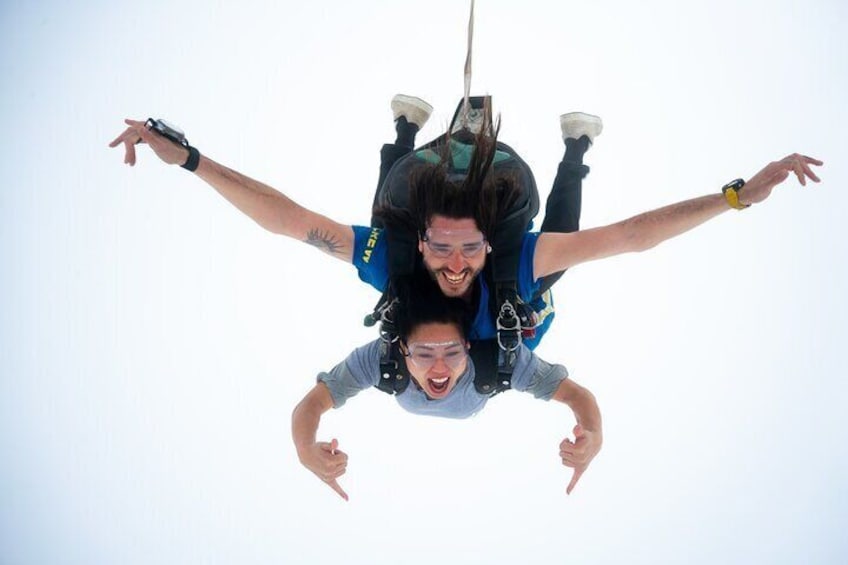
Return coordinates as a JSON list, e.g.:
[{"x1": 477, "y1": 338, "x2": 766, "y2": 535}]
[
  {"x1": 560, "y1": 424, "x2": 602, "y2": 495},
  {"x1": 740, "y1": 153, "x2": 823, "y2": 205},
  {"x1": 297, "y1": 438, "x2": 349, "y2": 501},
  {"x1": 109, "y1": 119, "x2": 189, "y2": 167}
]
